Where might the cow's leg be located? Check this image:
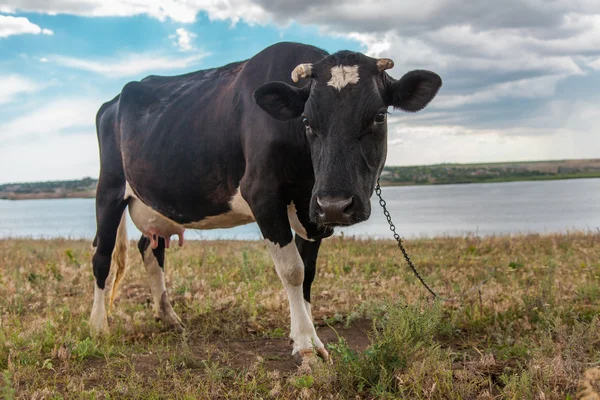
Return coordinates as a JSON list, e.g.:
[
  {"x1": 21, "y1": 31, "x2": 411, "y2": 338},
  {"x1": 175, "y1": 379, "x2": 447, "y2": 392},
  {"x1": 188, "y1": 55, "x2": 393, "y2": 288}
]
[
  {"x1": 137, "y1": 235, "x2": 184, "y2": 332},
  {"x1": 265, "y1": 238, "x2": 328, "y2": 361},
  {"x1": 295, "y1": 235, "x2": 322, "y2": 322},
  {"x1": 90, "y1": 183, "x2": 128, "y2": 336},
  {"x1": 249, "y1": 198, "x2": 327, "y2": 361}
]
